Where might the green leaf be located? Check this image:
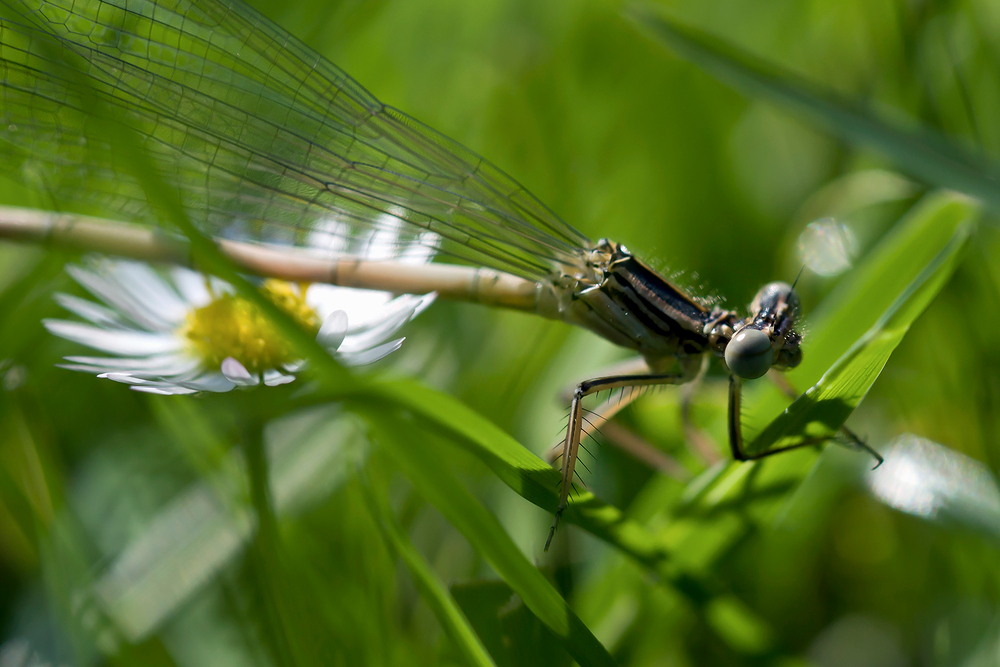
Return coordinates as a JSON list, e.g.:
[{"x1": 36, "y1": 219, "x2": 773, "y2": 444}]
[
  {"x1": 626, "y1": 5, "x2": 1000, "y2": 214},
  {"x1": 346, "y1": 380, "x2": 675, "y2": 570},
  {"x1": 451, "y1": 580, "x2": 571, "y2": 667},
  {"x1": 359, "y1": 410, "x2": 618, "y2": 667},
  {"x1": 361, "y1": 482, "x2": 497, "y2": 667},
  {"x1": 789, "y1": 193, "x2": 979, "y2": 384},
  {"x1": 744, "y1": 192, "x2": 979, "y2": 454},
  {"x1": 638, "y1": 192, "x2": 978, "y2": 579},
  {"x1": 747, "y1": 213, "x2": 972, "y2": 452}
]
